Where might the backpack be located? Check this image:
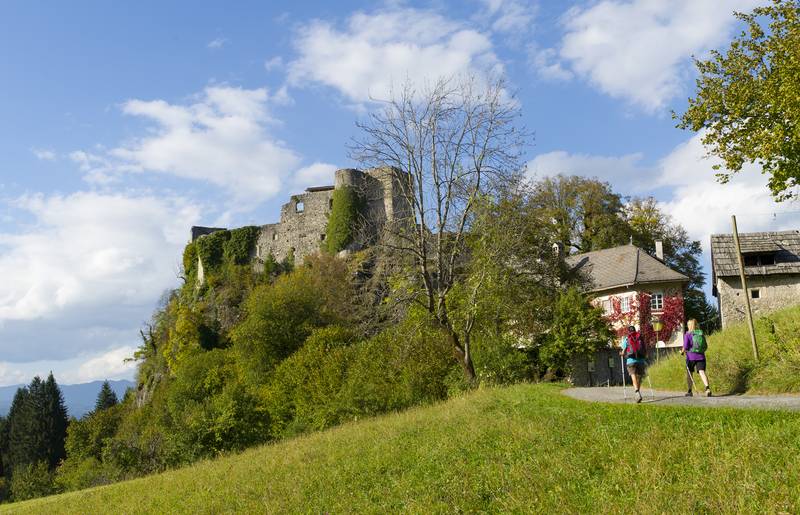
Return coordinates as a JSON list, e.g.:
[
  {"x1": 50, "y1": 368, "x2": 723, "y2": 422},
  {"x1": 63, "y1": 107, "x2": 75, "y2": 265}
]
[
  {"x1": 625, "y1": 332, "x2": 646, "y2": 360},
  {"x1": 690, "y1": 329, "x2": 707, "y2": 354}
]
